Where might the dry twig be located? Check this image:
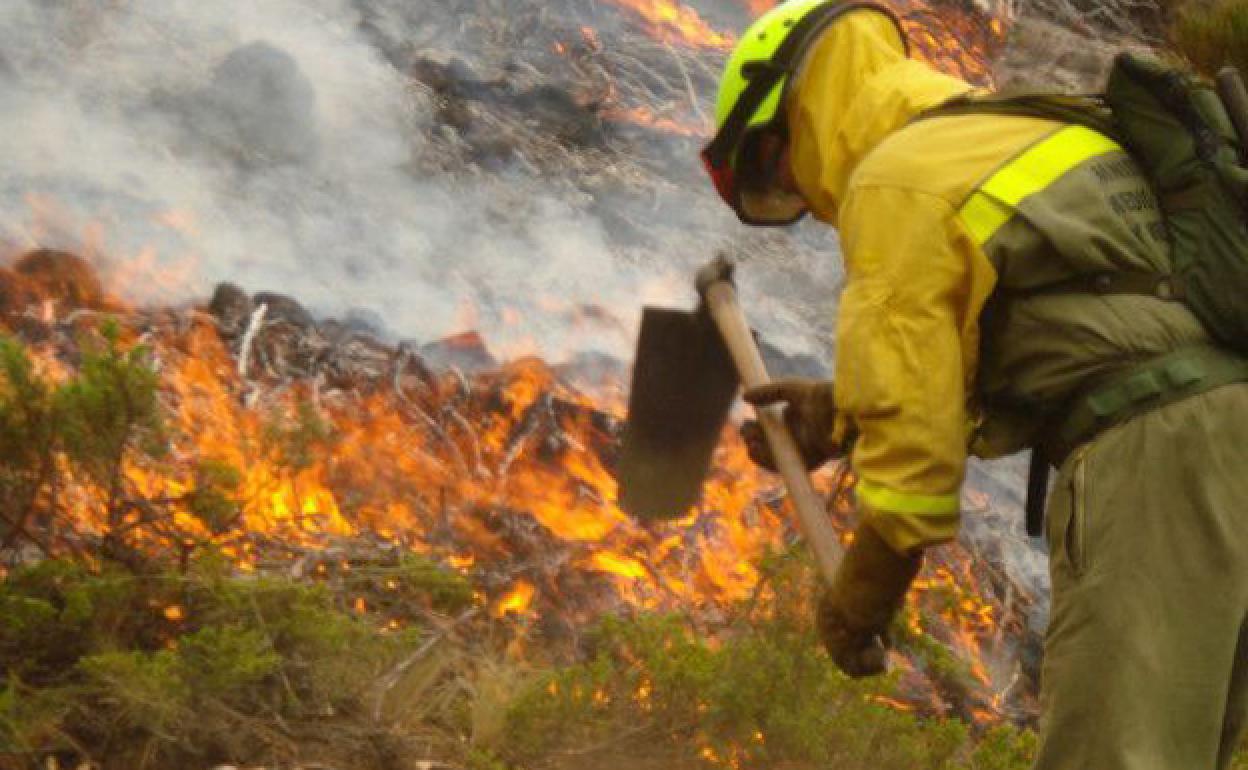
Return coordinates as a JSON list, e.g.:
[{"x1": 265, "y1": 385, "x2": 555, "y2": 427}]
[
  {"x1": 238, "y1": 302, "x2": 269, "y2": 381},
  {"x1": 371, "y1": 606, "x2": 481, "y2": 723}
]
